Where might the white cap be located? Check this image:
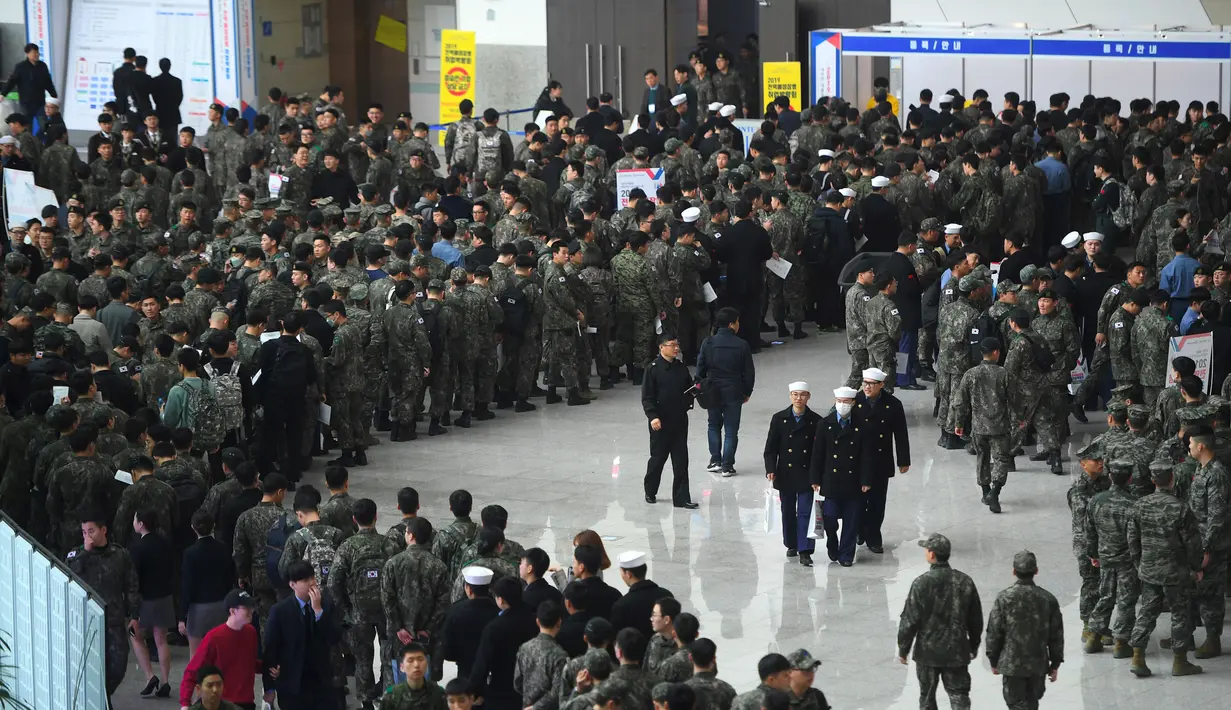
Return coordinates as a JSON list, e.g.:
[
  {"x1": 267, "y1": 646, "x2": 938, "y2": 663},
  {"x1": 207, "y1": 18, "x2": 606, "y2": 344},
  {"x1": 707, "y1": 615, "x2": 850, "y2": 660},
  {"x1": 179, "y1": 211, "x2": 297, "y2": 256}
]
[
  {"x1": 45, "y1": 97, "x2": 61, "y2": 107},
  {"x1": 708, "y1": 102, "x2": 722, "y2": 112},
  {"x1": 1061, "y1": 231, "x2": 1082, "y2": 249},
  {"x1": 817, "y1": 149, "x2": 835, "y2": 158},
  {"x1": 1082, "y1": 231, "x2": 1104, "y2": 242},
  {"x1": 617, "y1": 551, "x2": 646, "y2": 569},
  {"x1": 862, "y1": 367, "x2": 888, "y2": 382},
  {"x1": 0, "y1": 136, "x2": 14, "y2": 146},
  {"x1": 944, "y1": 223, "x2": 962, "y2": 235},
  {"x1": 833, "y1": 386, "x2": 859, "y2": 399},
  {"x1": 681, "y1": 207, "x2": 701, "y2": 223},
  {"x1": 943, "y1": 93, "x2": 959, "y2": 103},
  {"x1": 670, "y1": 94, "x2": 687, "y2": 107},
  {"x1": 788, "y1": 381, "x2": 810, "y2": 393},
  {"x1": 838, "y1": 187, "x2": 857, "y2": 198},
  {"x1": 719, "y1": 105, "x2": 736, "y2": 117},
  {"x1": 871, "y1": 176, "x2": 890, "y2": 188},
  {"x1": 462, "y1": 566, "x2": 494, "y2": 585}
]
